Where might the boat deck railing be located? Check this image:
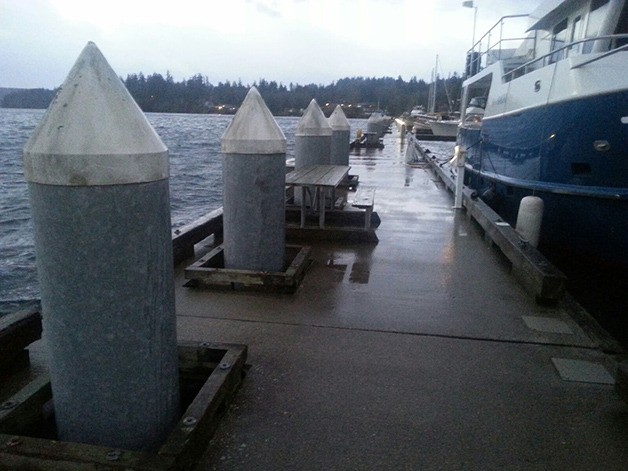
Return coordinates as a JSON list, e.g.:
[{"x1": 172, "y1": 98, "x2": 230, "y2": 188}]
[
  {"x1": 503, "y1": 33, "x2": 628, "y2": 80},
  {"x1": 465, "y1": 14, "x2": 530, "y2": 78},
  {"x1": 467, "y1": 12, "x2": 628, "y2": 83}
]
